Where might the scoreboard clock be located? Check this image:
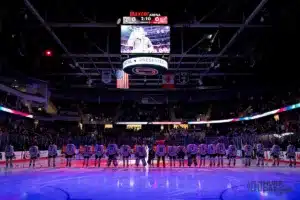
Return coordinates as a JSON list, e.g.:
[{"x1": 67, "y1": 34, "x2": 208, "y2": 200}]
[{"x1": 122, "y1": 16, "x2": 168, "y2": 25}]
